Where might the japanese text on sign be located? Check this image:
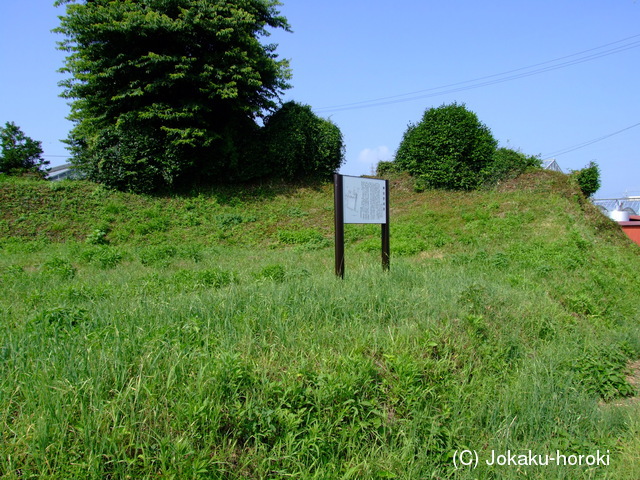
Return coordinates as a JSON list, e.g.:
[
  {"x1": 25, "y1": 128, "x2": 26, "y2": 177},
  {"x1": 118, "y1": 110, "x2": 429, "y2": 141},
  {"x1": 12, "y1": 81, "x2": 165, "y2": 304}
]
[{"x1": 342, "y1": 175, "x2": 387, "y2": 224}]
